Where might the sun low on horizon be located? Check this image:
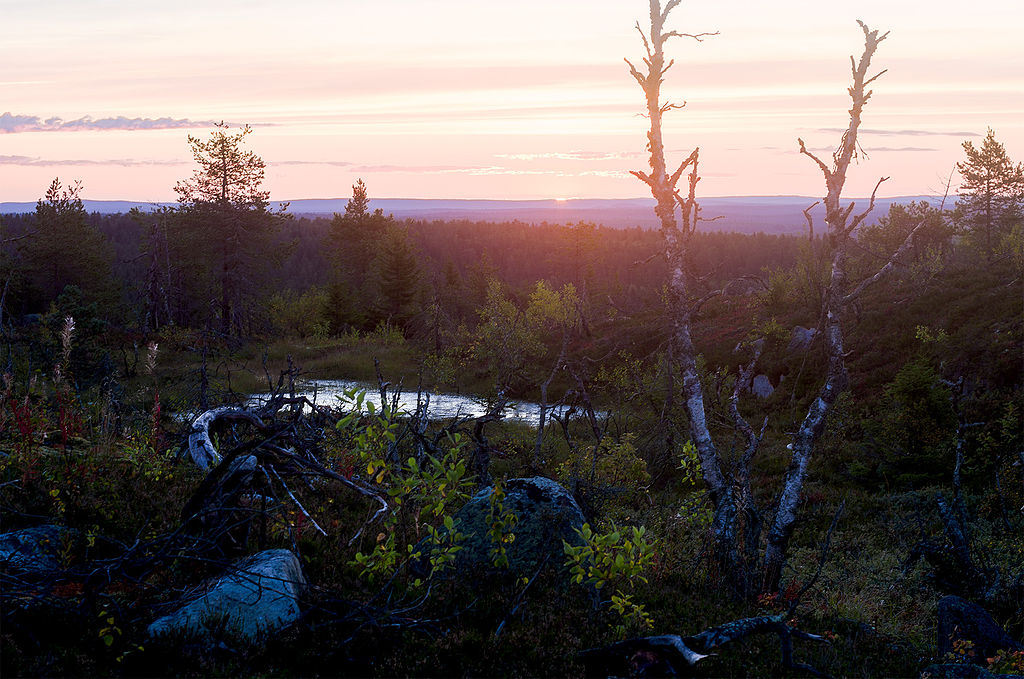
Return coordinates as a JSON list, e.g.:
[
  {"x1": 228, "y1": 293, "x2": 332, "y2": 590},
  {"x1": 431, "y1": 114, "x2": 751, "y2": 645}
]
[{"x1": 3, "y1": 0, "x2": 1022, "y2": 203}]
